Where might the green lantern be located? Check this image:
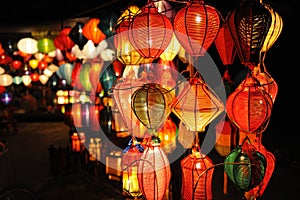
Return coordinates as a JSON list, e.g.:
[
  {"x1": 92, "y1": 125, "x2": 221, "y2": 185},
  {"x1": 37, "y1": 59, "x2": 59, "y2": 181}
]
[
  {"x1": 37, "y1": 38, "x2": 56, "y2": 53},
  {"x1": 224, "y1": 139, "x2": 266, "y2": 191},
  {"x1": 79, "y1": 61, "x2": 92, "y2": 92}
]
